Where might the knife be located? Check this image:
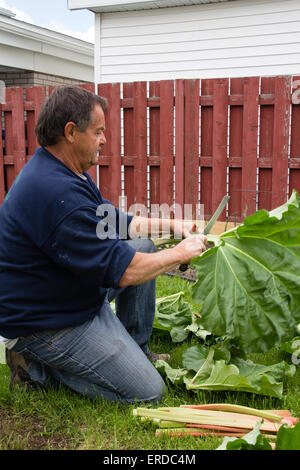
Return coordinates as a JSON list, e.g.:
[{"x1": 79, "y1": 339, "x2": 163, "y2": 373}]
[{"x1": 179, "y1": 195, "x2": 230, "y2": 272}]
